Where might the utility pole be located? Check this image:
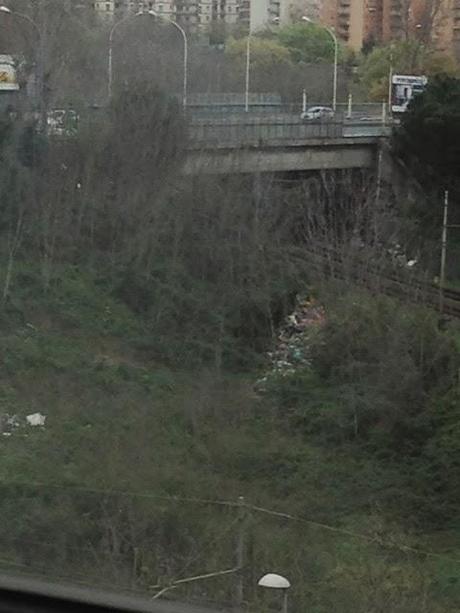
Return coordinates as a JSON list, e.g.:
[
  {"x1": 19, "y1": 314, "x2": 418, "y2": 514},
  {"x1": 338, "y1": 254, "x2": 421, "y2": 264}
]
[
  {"x1": 387, "y1": 46, "x2": 393, "y2": 117},
  {"x1": 244, "y1": 35, "x2": 251, "y2": 113},
  {"x1": 235, "y1": 496, "x2": 246, "y2": 608},
  {"x1": 438, "y1": 190, "x2": 460, "y2": 316},
  {"x1": 439, "y1": 190, "x2": 449, "y2": 314},
  {"x1": 37, "y1": 0, "x2": 47, "y2": 133}
]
